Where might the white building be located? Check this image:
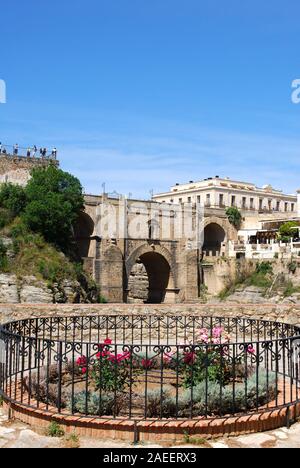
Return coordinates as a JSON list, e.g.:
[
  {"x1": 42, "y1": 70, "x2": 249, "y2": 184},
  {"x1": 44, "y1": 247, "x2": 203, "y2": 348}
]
[{"x1": 153, "y1": 176, "x2": 297, "y2": 214}]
